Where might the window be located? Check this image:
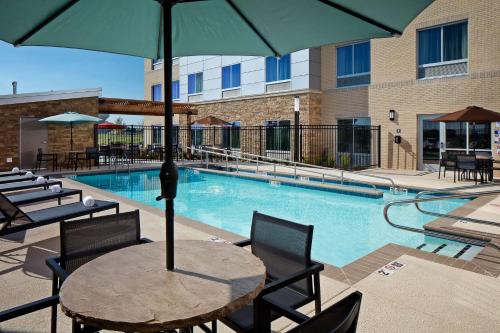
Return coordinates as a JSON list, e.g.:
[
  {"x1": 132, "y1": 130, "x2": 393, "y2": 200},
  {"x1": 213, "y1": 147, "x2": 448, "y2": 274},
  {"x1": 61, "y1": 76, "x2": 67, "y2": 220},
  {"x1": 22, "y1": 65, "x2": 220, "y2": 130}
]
[
  {"x1": 336, "y1": 41, "x2": 370, "y2": 87},
  {"x1": 418, "y1": 21, "x2": 468, "y2": 78},
  {"x1": 265, "y1": 55, "x2": 291, "y2": 82},
  {"x1": 222, "y1": 122, "x2": 241, "y2": 149},
  {"x1": 446, "y1": 122, "x2": 491, "y2": 151},
  {"x1": 152, "y1": 125, "x2": 162, "y2": 145},
  {"x1": 188, "y1": 72, "x2": 203, "y2": 94},
  {"x1": 172, "y1": 80, "x2": 180, "y2": 100},
  {"x1": 151, "y1": 84, "x2": 162, "y2": 102},
  {"x1": 152, "y1": 58, "x2": 163, "y2": 70},
  {"x1": 222, "y1": 64, "x2": 241, "y2": 89},
  {"x1": 265, "y1": 120, "x2": 290, "y2": 151},
  {"x1": 191, "y1": 126, "x2": 203, "y2": 146}
]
